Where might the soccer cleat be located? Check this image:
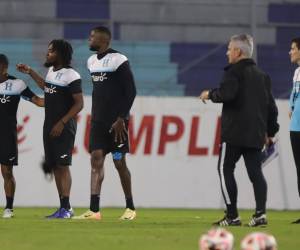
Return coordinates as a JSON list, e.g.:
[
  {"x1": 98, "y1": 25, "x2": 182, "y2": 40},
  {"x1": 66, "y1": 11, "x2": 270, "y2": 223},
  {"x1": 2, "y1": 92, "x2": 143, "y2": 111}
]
[
  {"x1": 292, "y1": 218, "x2": 300, "y2": 224},
  {"x1": 248, "y1": 213, "x2": 267, "y2": 227},
  {"x1": 45, "y1": 208, "x2": 61, "y2": 219},
  {"x1": 46, "y1": 208, "x2": 73, "y2": 219},
  {"x1": 68, "y1": 207, "x2": 74, "y2": 217},
  {"x1": 119, "y1": 208, "x2": 136, "y2": 220},
  {"x1": 72, "y1": 210, "x2": 101, "y2": 220},
  {"x1": 2, "y1": 208, "x2": 14, "y2": 218},
  {"x1": 57, "y1": 208, "x2": 73, "y2": 219},
  {"x1": 212, "y1": 215, "x2": 241, "y2": 226}
]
